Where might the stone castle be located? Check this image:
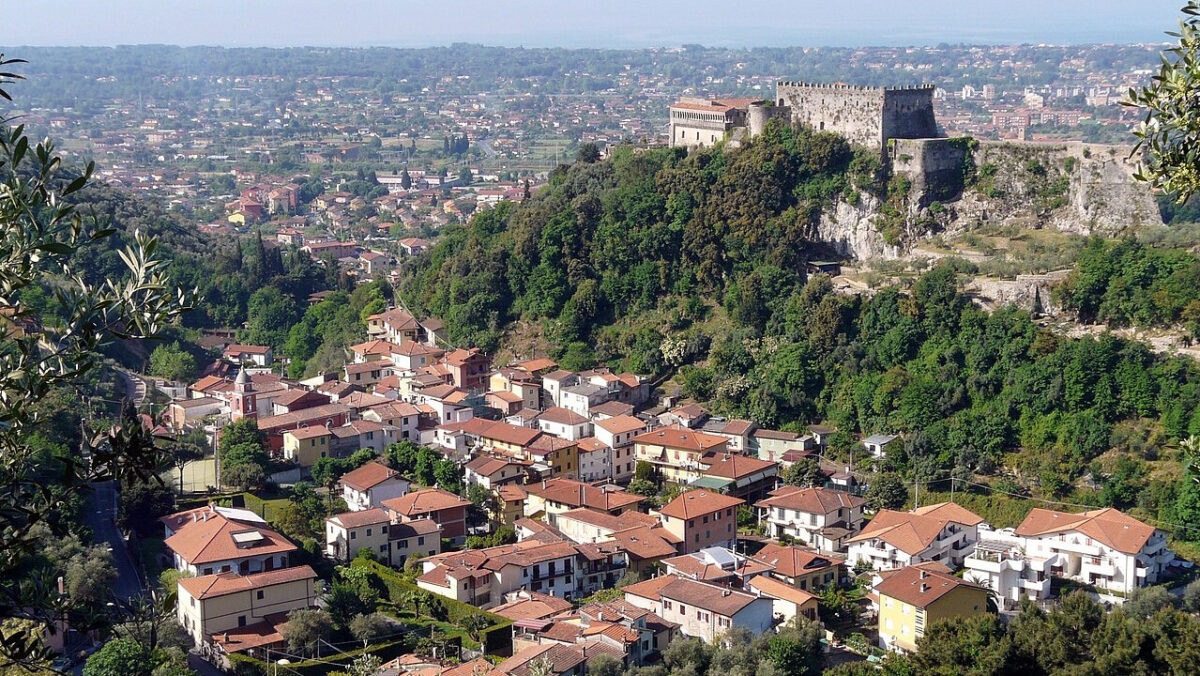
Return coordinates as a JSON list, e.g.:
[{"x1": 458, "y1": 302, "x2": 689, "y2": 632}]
[{"x1": 669, "y1": 81, "x2": 939, "y2": 153}]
